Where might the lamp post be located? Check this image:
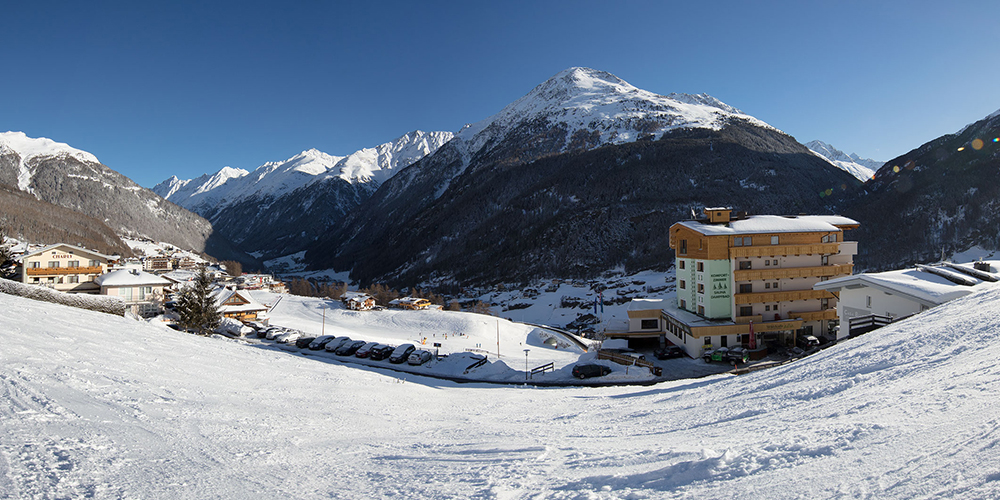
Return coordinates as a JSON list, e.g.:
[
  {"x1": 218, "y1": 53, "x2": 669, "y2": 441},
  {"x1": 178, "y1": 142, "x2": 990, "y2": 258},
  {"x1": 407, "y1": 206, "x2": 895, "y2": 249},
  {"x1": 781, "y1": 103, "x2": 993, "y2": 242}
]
[{"x1": 524, "y1": 348, "x2": 530, "y2": 380}]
